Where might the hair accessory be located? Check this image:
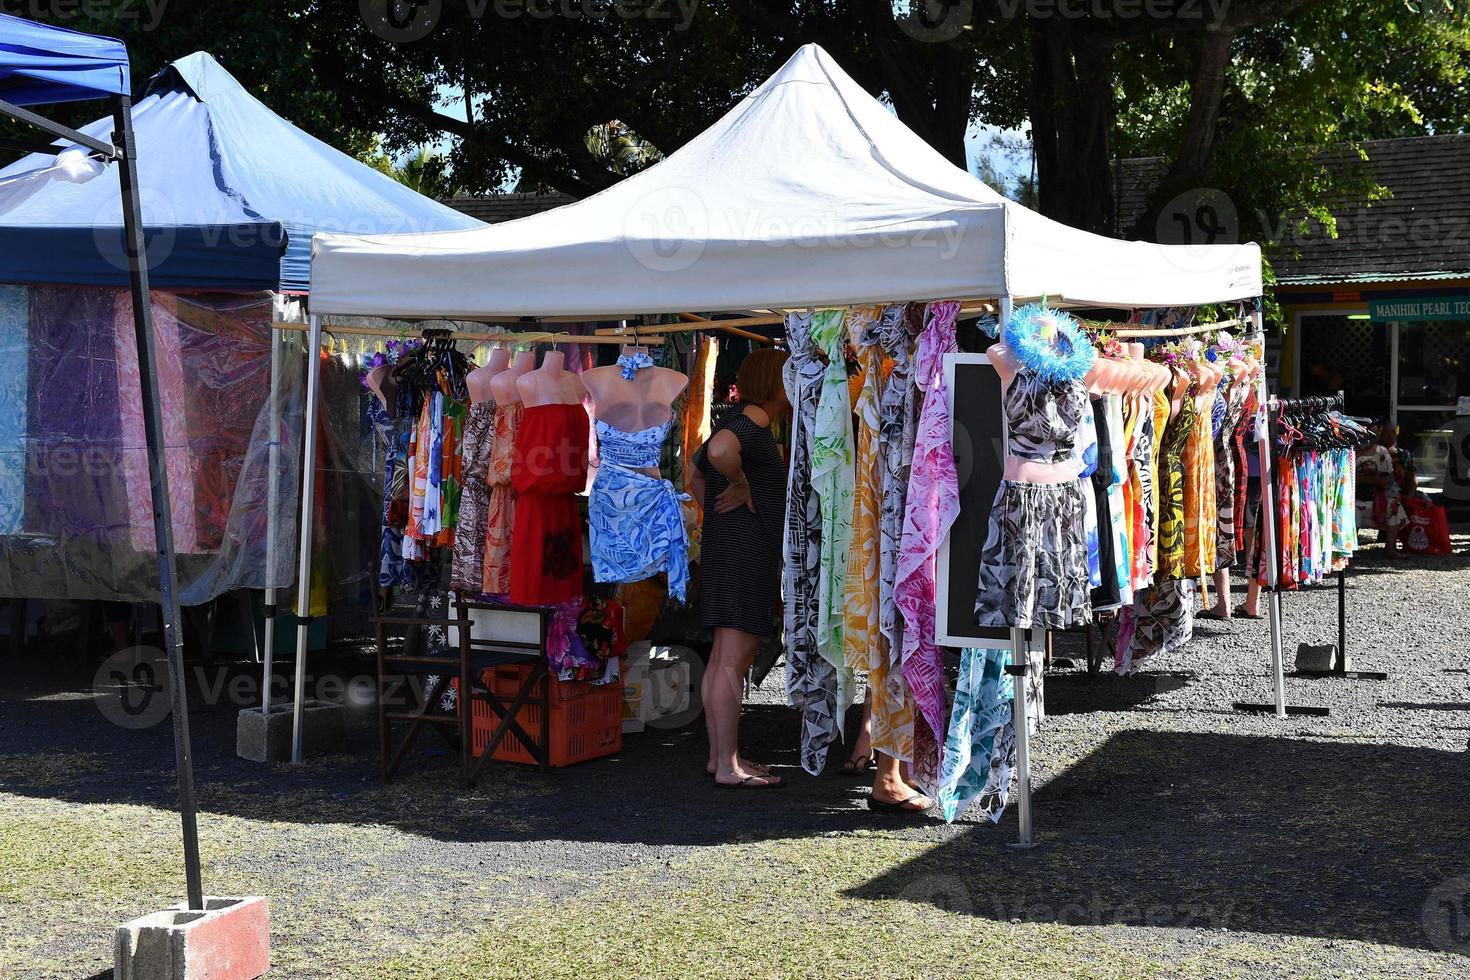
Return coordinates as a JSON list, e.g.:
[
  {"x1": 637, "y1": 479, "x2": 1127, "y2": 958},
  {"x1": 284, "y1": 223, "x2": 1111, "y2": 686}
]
[{"x1": 1003, "y1": 303, "x2": 1096, "y2": 383}]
